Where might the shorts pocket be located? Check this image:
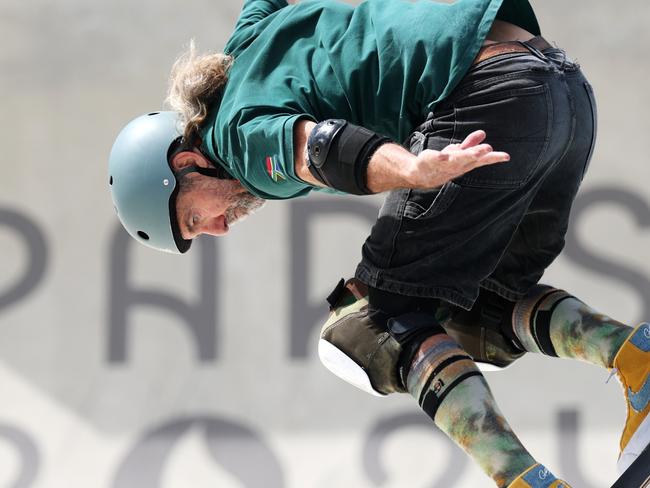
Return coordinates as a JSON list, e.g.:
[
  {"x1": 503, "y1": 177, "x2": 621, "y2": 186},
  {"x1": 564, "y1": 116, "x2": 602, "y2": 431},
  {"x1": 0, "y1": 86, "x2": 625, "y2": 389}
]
[
  {"x1": 451, "y1": 83, "x2": 552, "y2": 189},
  {"x1": 403, "y1": 181, "x2": 461, "y2": 220}
]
